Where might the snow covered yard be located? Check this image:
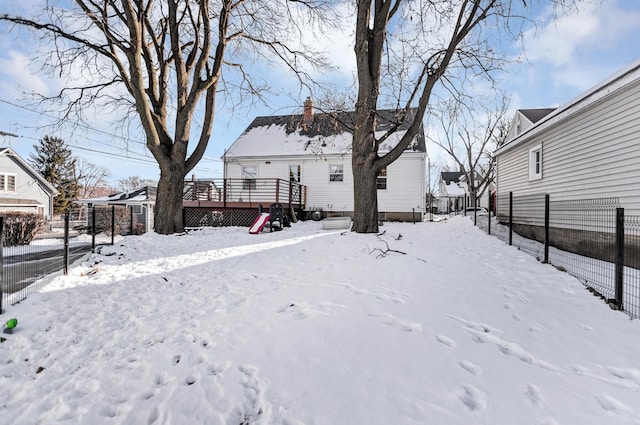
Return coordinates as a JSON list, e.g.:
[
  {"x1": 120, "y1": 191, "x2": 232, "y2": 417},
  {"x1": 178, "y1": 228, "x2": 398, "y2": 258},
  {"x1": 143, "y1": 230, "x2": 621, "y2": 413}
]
[{"x1": 1, "y1": 216, "x2": 639, "y2": 425}]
